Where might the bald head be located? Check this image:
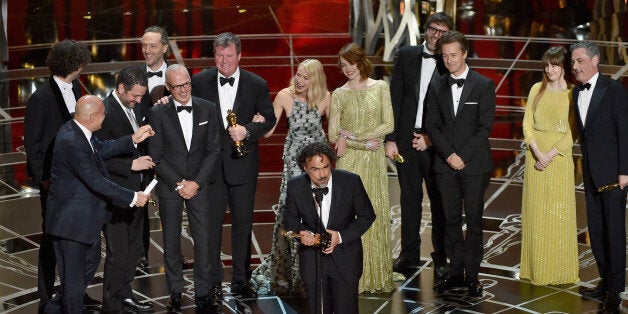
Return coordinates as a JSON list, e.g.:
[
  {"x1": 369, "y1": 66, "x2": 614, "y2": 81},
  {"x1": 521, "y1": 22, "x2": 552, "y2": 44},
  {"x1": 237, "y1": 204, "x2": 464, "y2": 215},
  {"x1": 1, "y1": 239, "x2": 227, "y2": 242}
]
[{"x1": 74, "y1": 95, "x2": 106, "y2": 132}]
